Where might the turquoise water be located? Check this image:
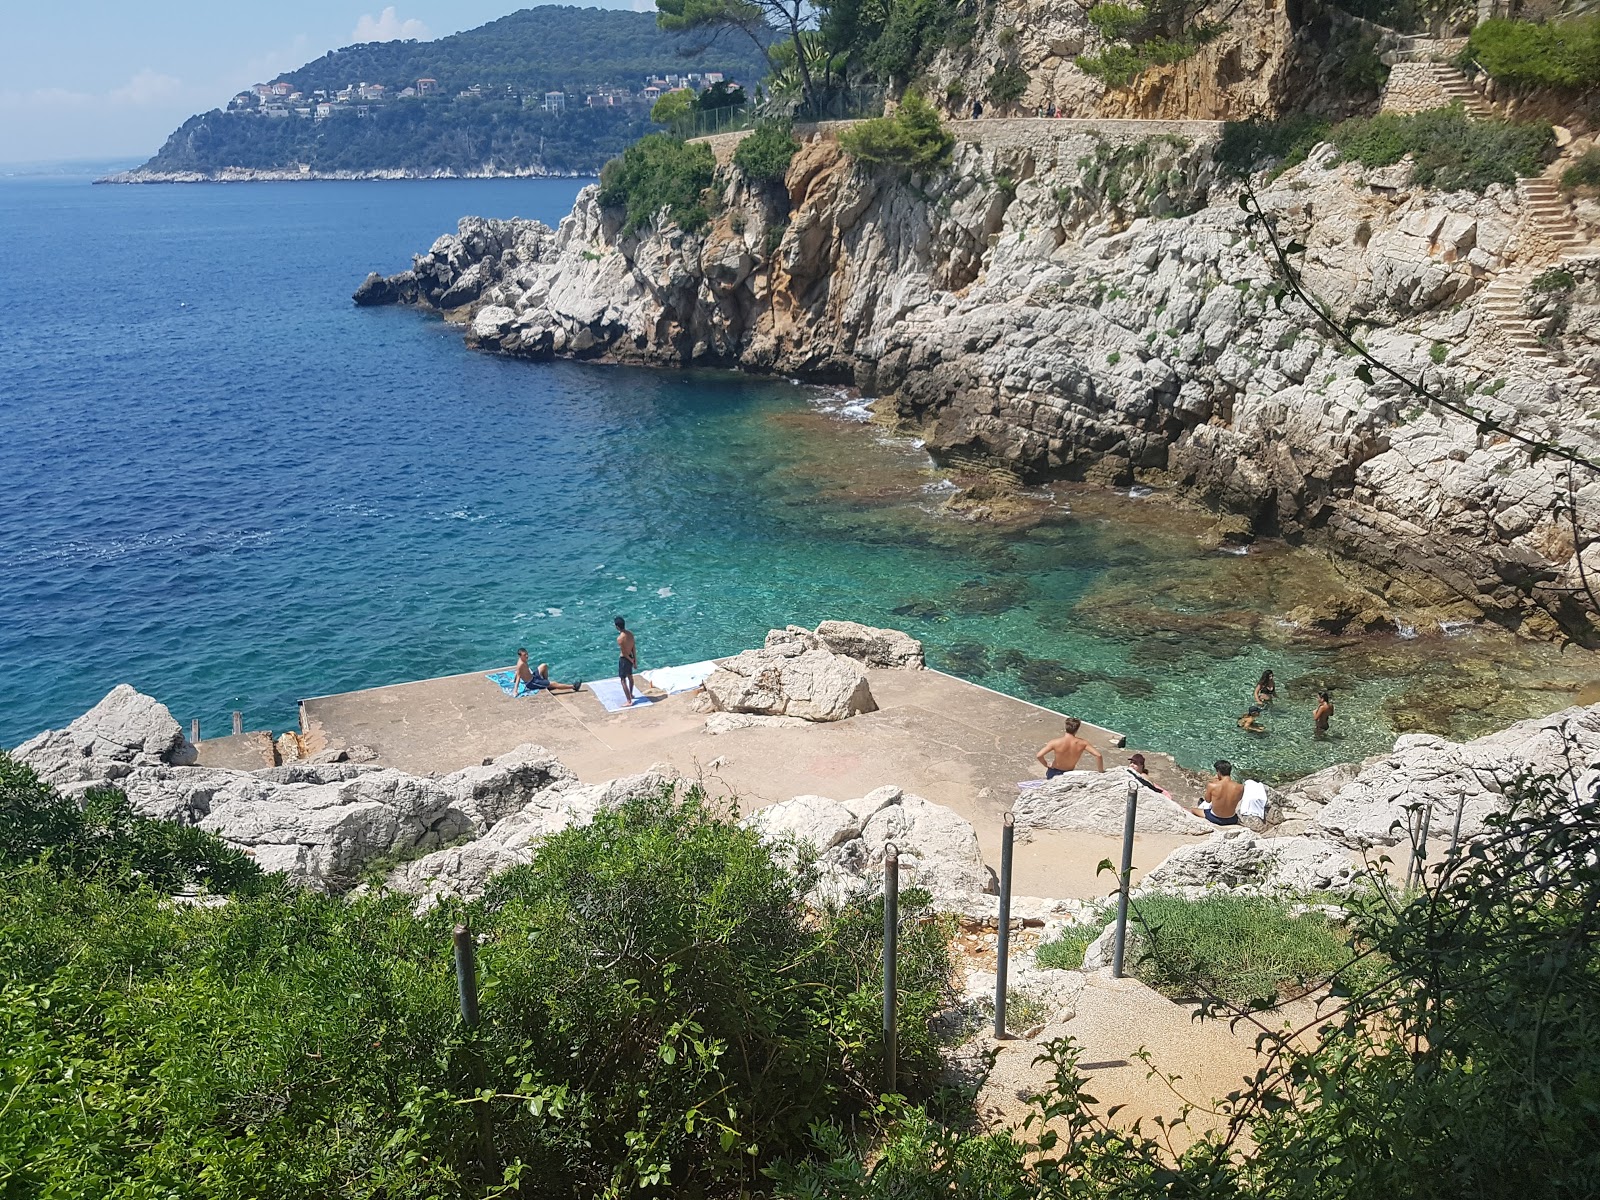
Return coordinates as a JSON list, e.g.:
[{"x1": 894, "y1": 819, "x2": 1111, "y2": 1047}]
[{"x1": 2, "y1": 171, "x2": 1592, "y2": 780}]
